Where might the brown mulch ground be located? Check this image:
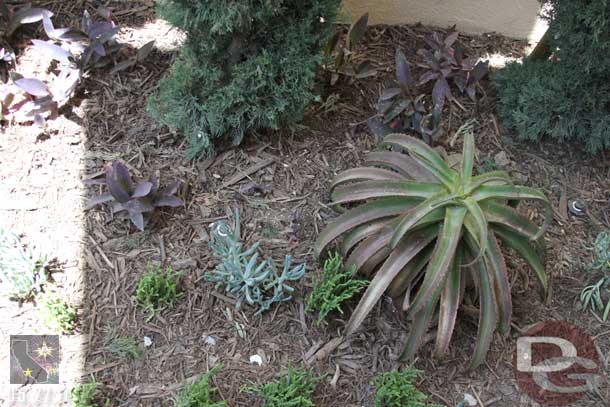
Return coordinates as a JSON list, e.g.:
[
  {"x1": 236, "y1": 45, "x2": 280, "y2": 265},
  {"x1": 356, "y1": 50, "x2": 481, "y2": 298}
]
[{"x1": 2, "y1": 1, "x2": 610, "y2": 406}]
